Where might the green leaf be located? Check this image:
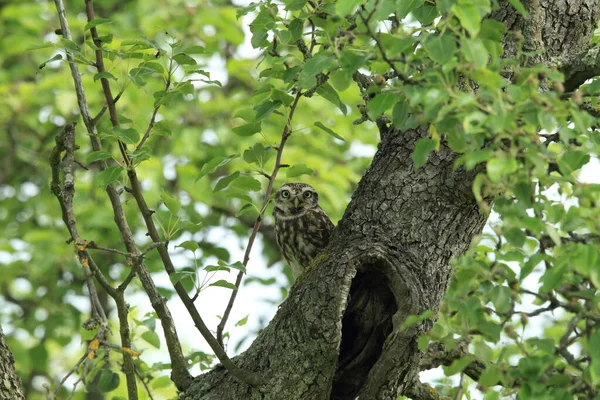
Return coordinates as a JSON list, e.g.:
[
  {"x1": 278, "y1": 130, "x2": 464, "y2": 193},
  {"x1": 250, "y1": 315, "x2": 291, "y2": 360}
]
[
  {"x1": 412, "y1": 138, "x2": 437, "y2": 169},
  {"x1": 397, "y1": 0, "x2": 424, "y2": 19},
  {"x1": 176, "y1": 241, "x2": 200, "y2": 253},
  {"x1": 401, "y1": 310, "x2": 434, "y2": 329},
  {"x1": 235, "y1": 314, "x2": 250, "y2": 327},
  {"x1": 62, "y1": 39, "x2": 80, "y2": 52},
  {"x1": 275, "y1": 29, "x2": 292, "y2": 45},
  {"x1": 270, "y1": 89, "x2": 294, "y2": 106},
  {"x1": 413, "y1": 4, "x2": 438, "y2": 25},
  {"x1": 112, "y1": 127, "x2": 140, "y2": 145},
  {"x1": 236, "y1": 203, "x2": 255, "y2": 217},
  {"x1": 487, "y1": 156, "x2": 518, "y2": 183},
  {"x1": 287, "y1": 19, "x2": 304, "y2": 42},
  {"x1": 447, "y1": 130, "x2": 467, "y2": 153},
  {"x1": 173, "y1": 53, "x2": 196, "y2": 65},
  {"x1": 251, "y1": 30, "x2": 268, "y2": 49},
  {"x1": 452, "y1": 5, "x2": 481, "y2": 37},
  {"x1": 559, "y1": 150, "x2": 589, "y2": 174},
  {"x1": 443, "y1": 356, "x2": 475, "y2": 376},
  {"x1": 392, "y1": 99, "x2": 410, "y2": 128},
  {"x1": 479, "y1": 365, "x2": 502, "y2": 386},
  {"x1": 368, "y1": 92, "x2": 396, "y2": 119},
  {"x1": 86, "y1": 150, "x2": 113, "y2": 164},
  {"x1": 490, "y1": 285, "x2": 512, "y2": 313},
  {"x1": 460, "y1": 38, "x2": 488, "y2": 68},
  {"x1": 142, "y1": 331, "x2": 161, "y2": 349},
  {"x1": 204, "y1": 265, "x2": 231, "y2": 272},
  {"x1": 255, "y1": 100, "x2": 282, "y2": 121},
  {"x1": 151, "y1": 375, "x2": 172, "y2": 389},
  {"x1": 336, "y1": 0, "x2": 361, "y2": 16},
  {"x1": 316, "y1": 83, "x2": 347, "y2": 115},
  {"x1": 283, "y1": 0, "x2": 307, "y2": 11},
  {"x1": 330, "y1": 70, "x2": 352, "y2": 91},
  {"x1": 243, "y1": 143, "x2": 273, "y2": 165},
  {"x1": 169, "y1": 271, "x2": 195, "y2": 286},
  {"x1": 84, "y1": 18, "x2": 112, "y2": 31},
  {"x1": 183, "y1": 45, "x2": 207, "y2": 54},
  {"x1": 286, "y1": 164, "x2": 314, "y2": 178},
  {"x1": 237, "y1": 2, "x2": 259, "y2": 18},
  {"x1": 214, "y1": 171, "x2": 241, "y2": 192},
  {"x1": 573, "y1": 244, "x2": 598, "y2": 275},
  {"x1": 98, "y1": 370, "x2": 120, "y2": 393},
  {"x1": 209, "y1": 280, "x2": 238, "y2": 290},
  {"x1": 161, "y1": 192, "x2": 181, "y2": 214},
  {"x1": 38, "y1": 54, "x2": 63, "y2": 69},
  {"x1": 196, "y1": 154, "x2": 238, "y2": 181},
  {"x1": 339, "y1": 49, "x2": 370, "y2": 72},
  {"x1": 540, "y1": 264, "x2": 566, "y2": 292},
  {"x1": 231, "y1": 176, "x2": 262, "y2": 191},
  {"x1": 507, "y1": 0, "x2": 528, "y2": 16},
  {"x1": 589, "y1": 327, "x2": 600, "y2": 359},
  {"x1": 141, "y1": 317, "x2": 156, "y2": 332},
  {"x1": 229, "y1": 261, "x2": 247, "y2": 273},
  {"x1": 298, "y1": 54, "x2": 334, "y2": 88},
  {"x1": 94, "y1": 72, "x2": 117, "y2": 82},
  {"x1": 233, "y1": 122, "x2": 262, "y2": 137},
  {"x1": 423, "y1": 33, "x2": 456, "y2": 65},
  {"x1": 314, "y1": 122, "x2": 345, "y2": 141},
  {"x1": 234, "y1": 107, "x2": 255, "y2": 122},
  {"x1": 95, "y1": 166, "x2": 123, "y2": 187}
]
